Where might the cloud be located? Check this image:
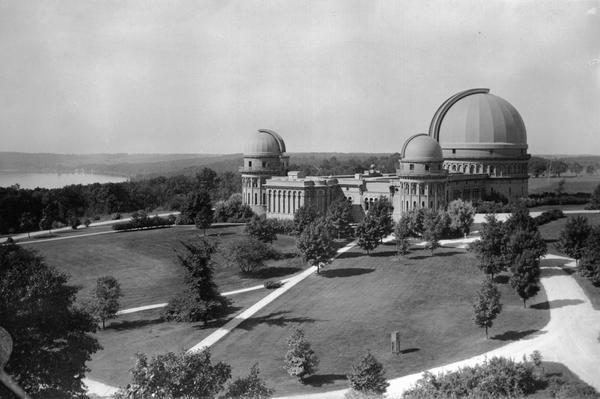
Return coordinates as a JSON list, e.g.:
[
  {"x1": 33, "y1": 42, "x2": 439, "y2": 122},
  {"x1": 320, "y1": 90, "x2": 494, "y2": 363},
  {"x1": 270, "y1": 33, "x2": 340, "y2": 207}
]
[{"x1": 587, "y1": 7, "x2": 597, "y2": 15}]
